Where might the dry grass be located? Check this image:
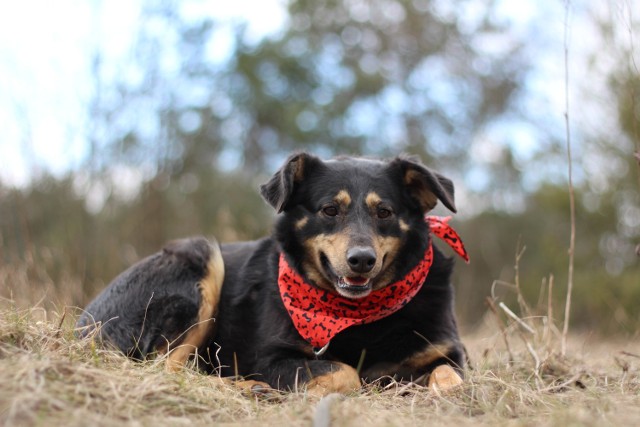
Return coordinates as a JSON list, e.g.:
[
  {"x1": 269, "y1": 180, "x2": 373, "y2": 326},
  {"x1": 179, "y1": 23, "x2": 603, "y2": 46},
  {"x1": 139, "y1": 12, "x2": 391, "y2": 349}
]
[{"x1": 1, "y1": 300, "x2": 639, "y2": 427}]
